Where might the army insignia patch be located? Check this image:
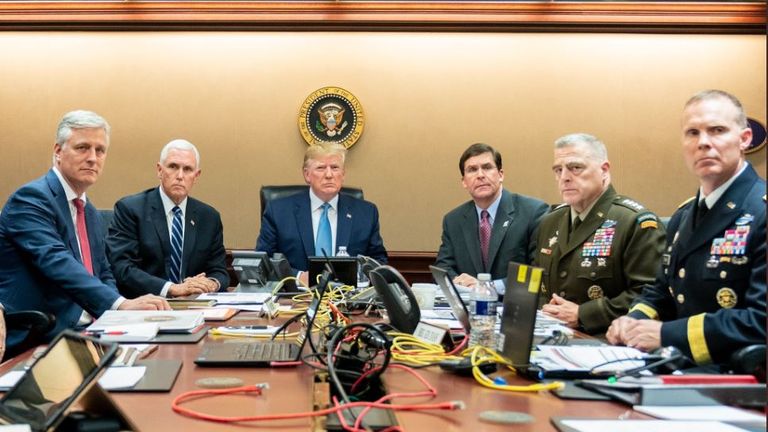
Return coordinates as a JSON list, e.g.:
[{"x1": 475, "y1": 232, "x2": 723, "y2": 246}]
[
  {"x1": 298, "y1": 86, "x2": 365, "y2": 148},
  {"x1": 549, "y1": 235, "x2": 558, "y2": 247},
  {"x1": 581, "y1": 227, "x2": 614, "y2": 257},
  {"x1": 587, "y1": 285, "x2": 603, "y2": 299},
  {"x1": 637, "y1": 213, "x2": 658, "y2": 230},
  {"x1": 716, "y1": 287, "x2": 738, "y2": 309}
]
